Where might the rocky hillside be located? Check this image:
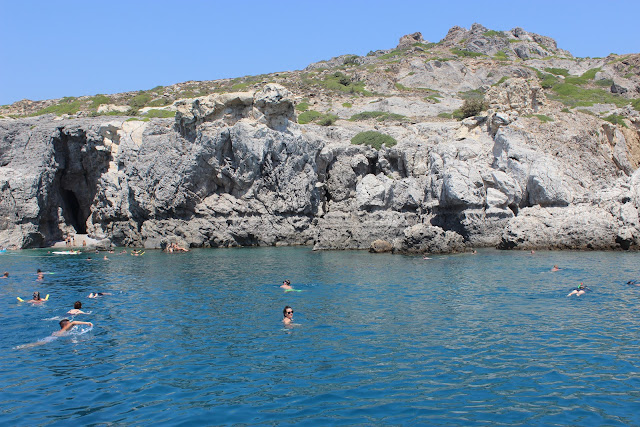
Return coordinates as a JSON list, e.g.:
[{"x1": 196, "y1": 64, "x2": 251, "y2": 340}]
[{"x1": 1, "y1": 24, "x2": 639, "y2": 252}]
